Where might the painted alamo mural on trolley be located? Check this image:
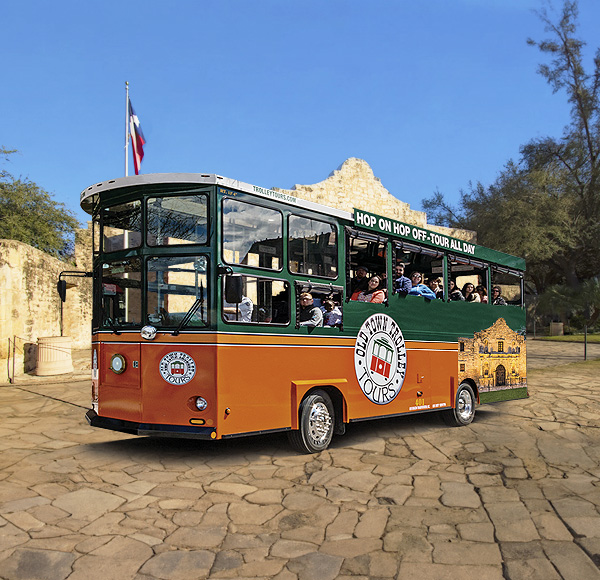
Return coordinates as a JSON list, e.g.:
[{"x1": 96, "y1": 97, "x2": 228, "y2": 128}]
[{"x1": 458, "y1": 318, "x2": 527, "y2": 403}]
